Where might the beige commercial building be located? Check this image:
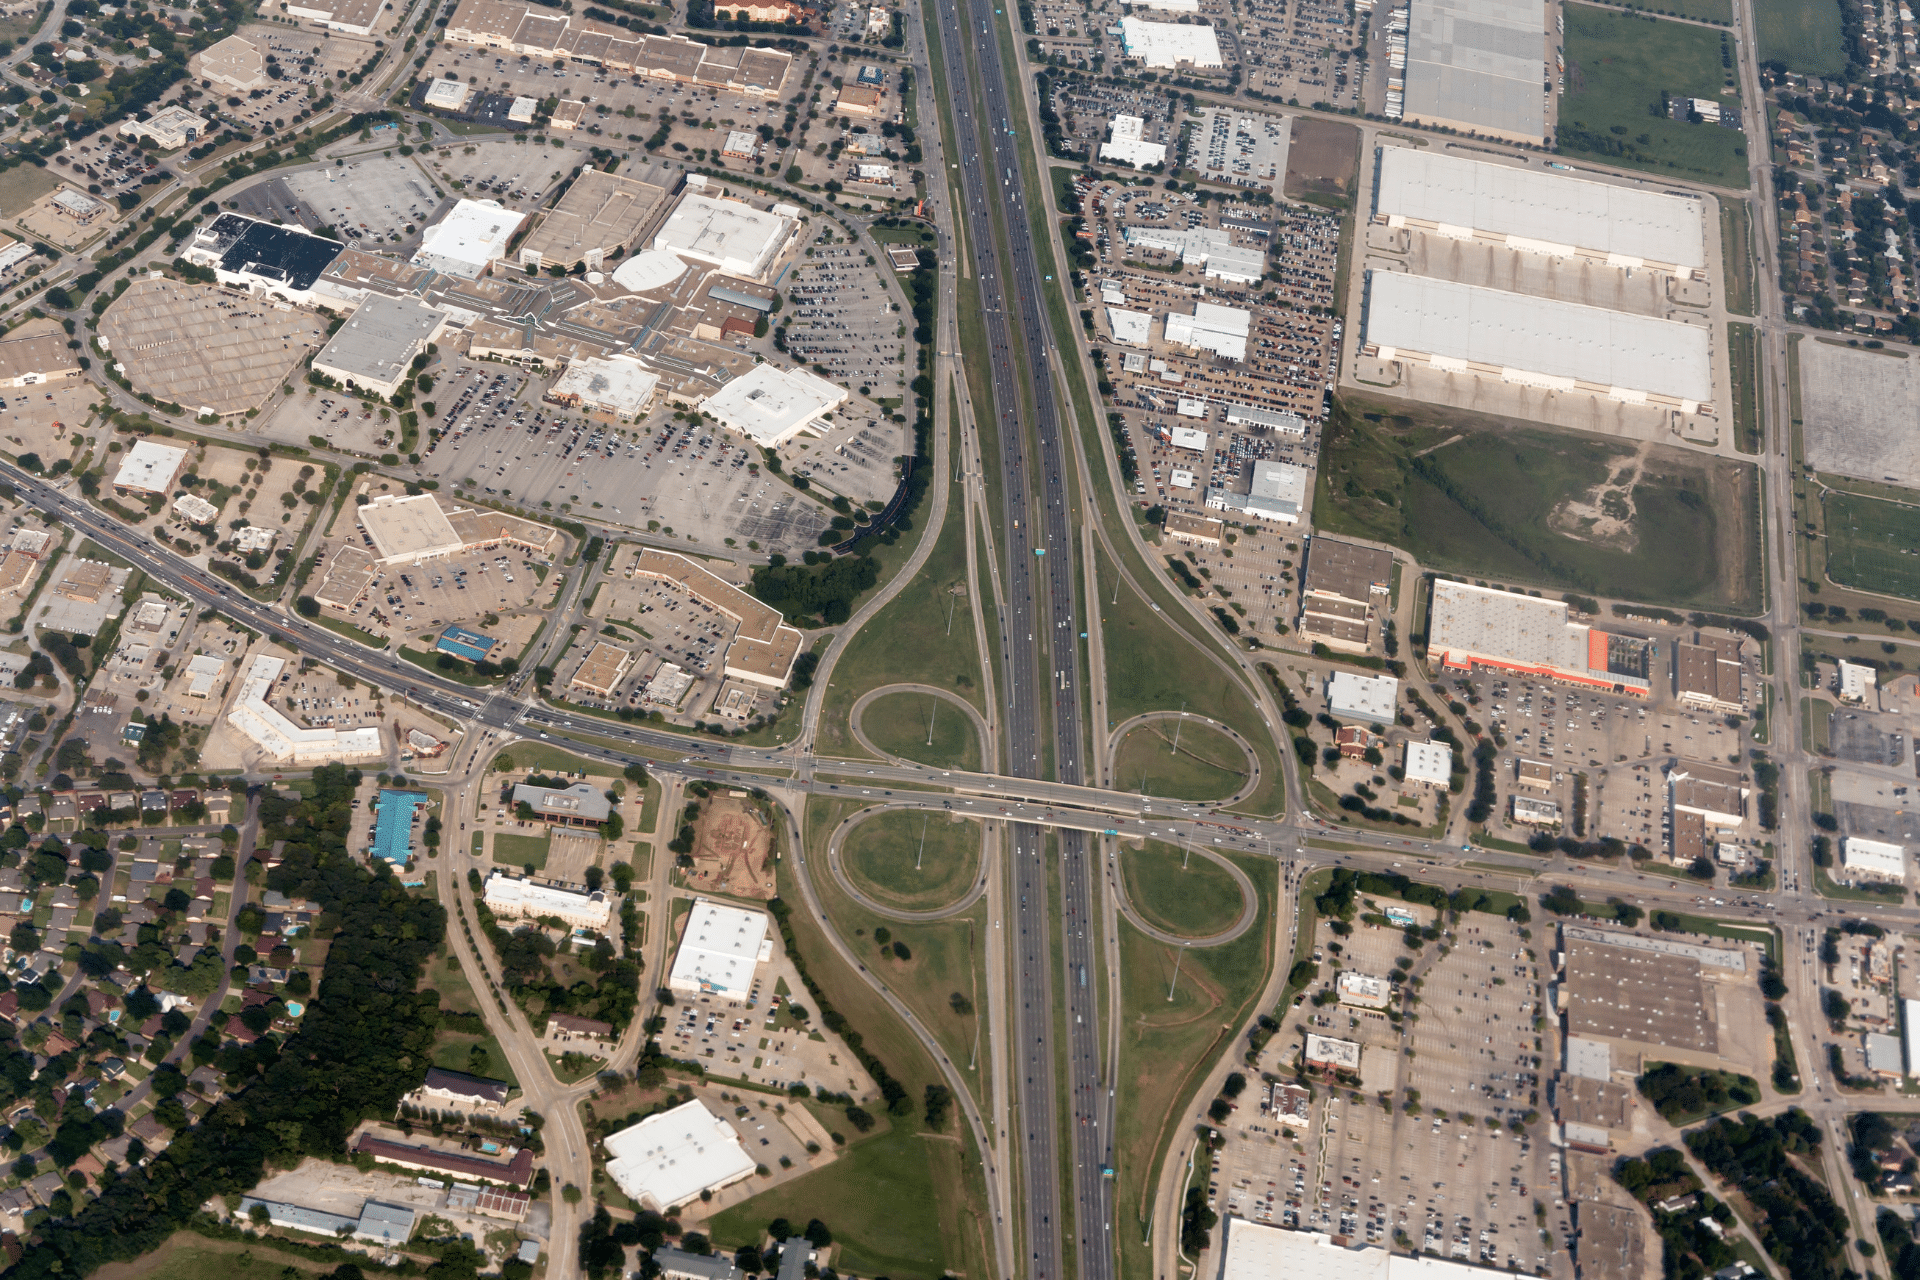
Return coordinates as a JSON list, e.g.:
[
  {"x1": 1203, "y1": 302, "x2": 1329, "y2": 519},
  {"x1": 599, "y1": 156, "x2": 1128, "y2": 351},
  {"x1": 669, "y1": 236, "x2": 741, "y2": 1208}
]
[
  {"x1": 631, "y1": 549, "x2": 802, "y2": 687},
  {"x1": 516, "y1": 167, "x2": 669, "y2": 270},
  {"x1": 1298, "y1": 537, "x2": 1392, "y2": 653},
  {"x1": 191, "y1": 33, "x2": 270, "y2": 90},
  {"x1": 1673, "y1": 632, "x2": 1746, "y2": 715},
  {"x1": 444, "y1": 0, "x2": 792, "y2": 94},
  {"x1": 0, "y1": 332, "x2": 81, "y2": 388},
  {"x1": 570, "y1": 641, "x2": 632, "y2": 696},
  {"x1": 357, "y1": 493, "x2": 562, "y2": 566}
]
